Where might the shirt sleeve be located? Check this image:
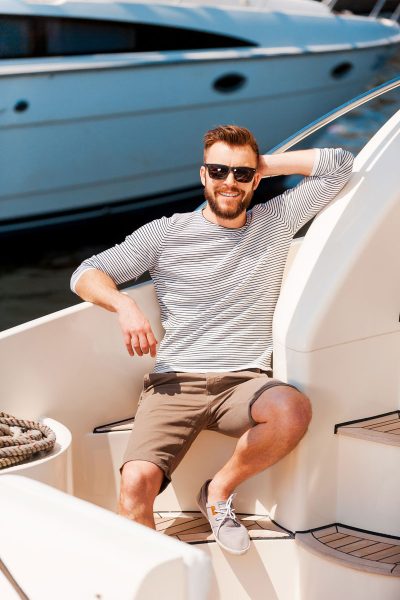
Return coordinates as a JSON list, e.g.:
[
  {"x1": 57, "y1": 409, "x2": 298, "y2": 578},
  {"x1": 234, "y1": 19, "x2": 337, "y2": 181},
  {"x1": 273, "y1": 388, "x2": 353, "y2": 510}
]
[
  {"x1": 70, "y1": 215, "x2": 172, "y2": 293},
  {"x1": 265, "y1": 148, "x2": 354, "y2": 235}
]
